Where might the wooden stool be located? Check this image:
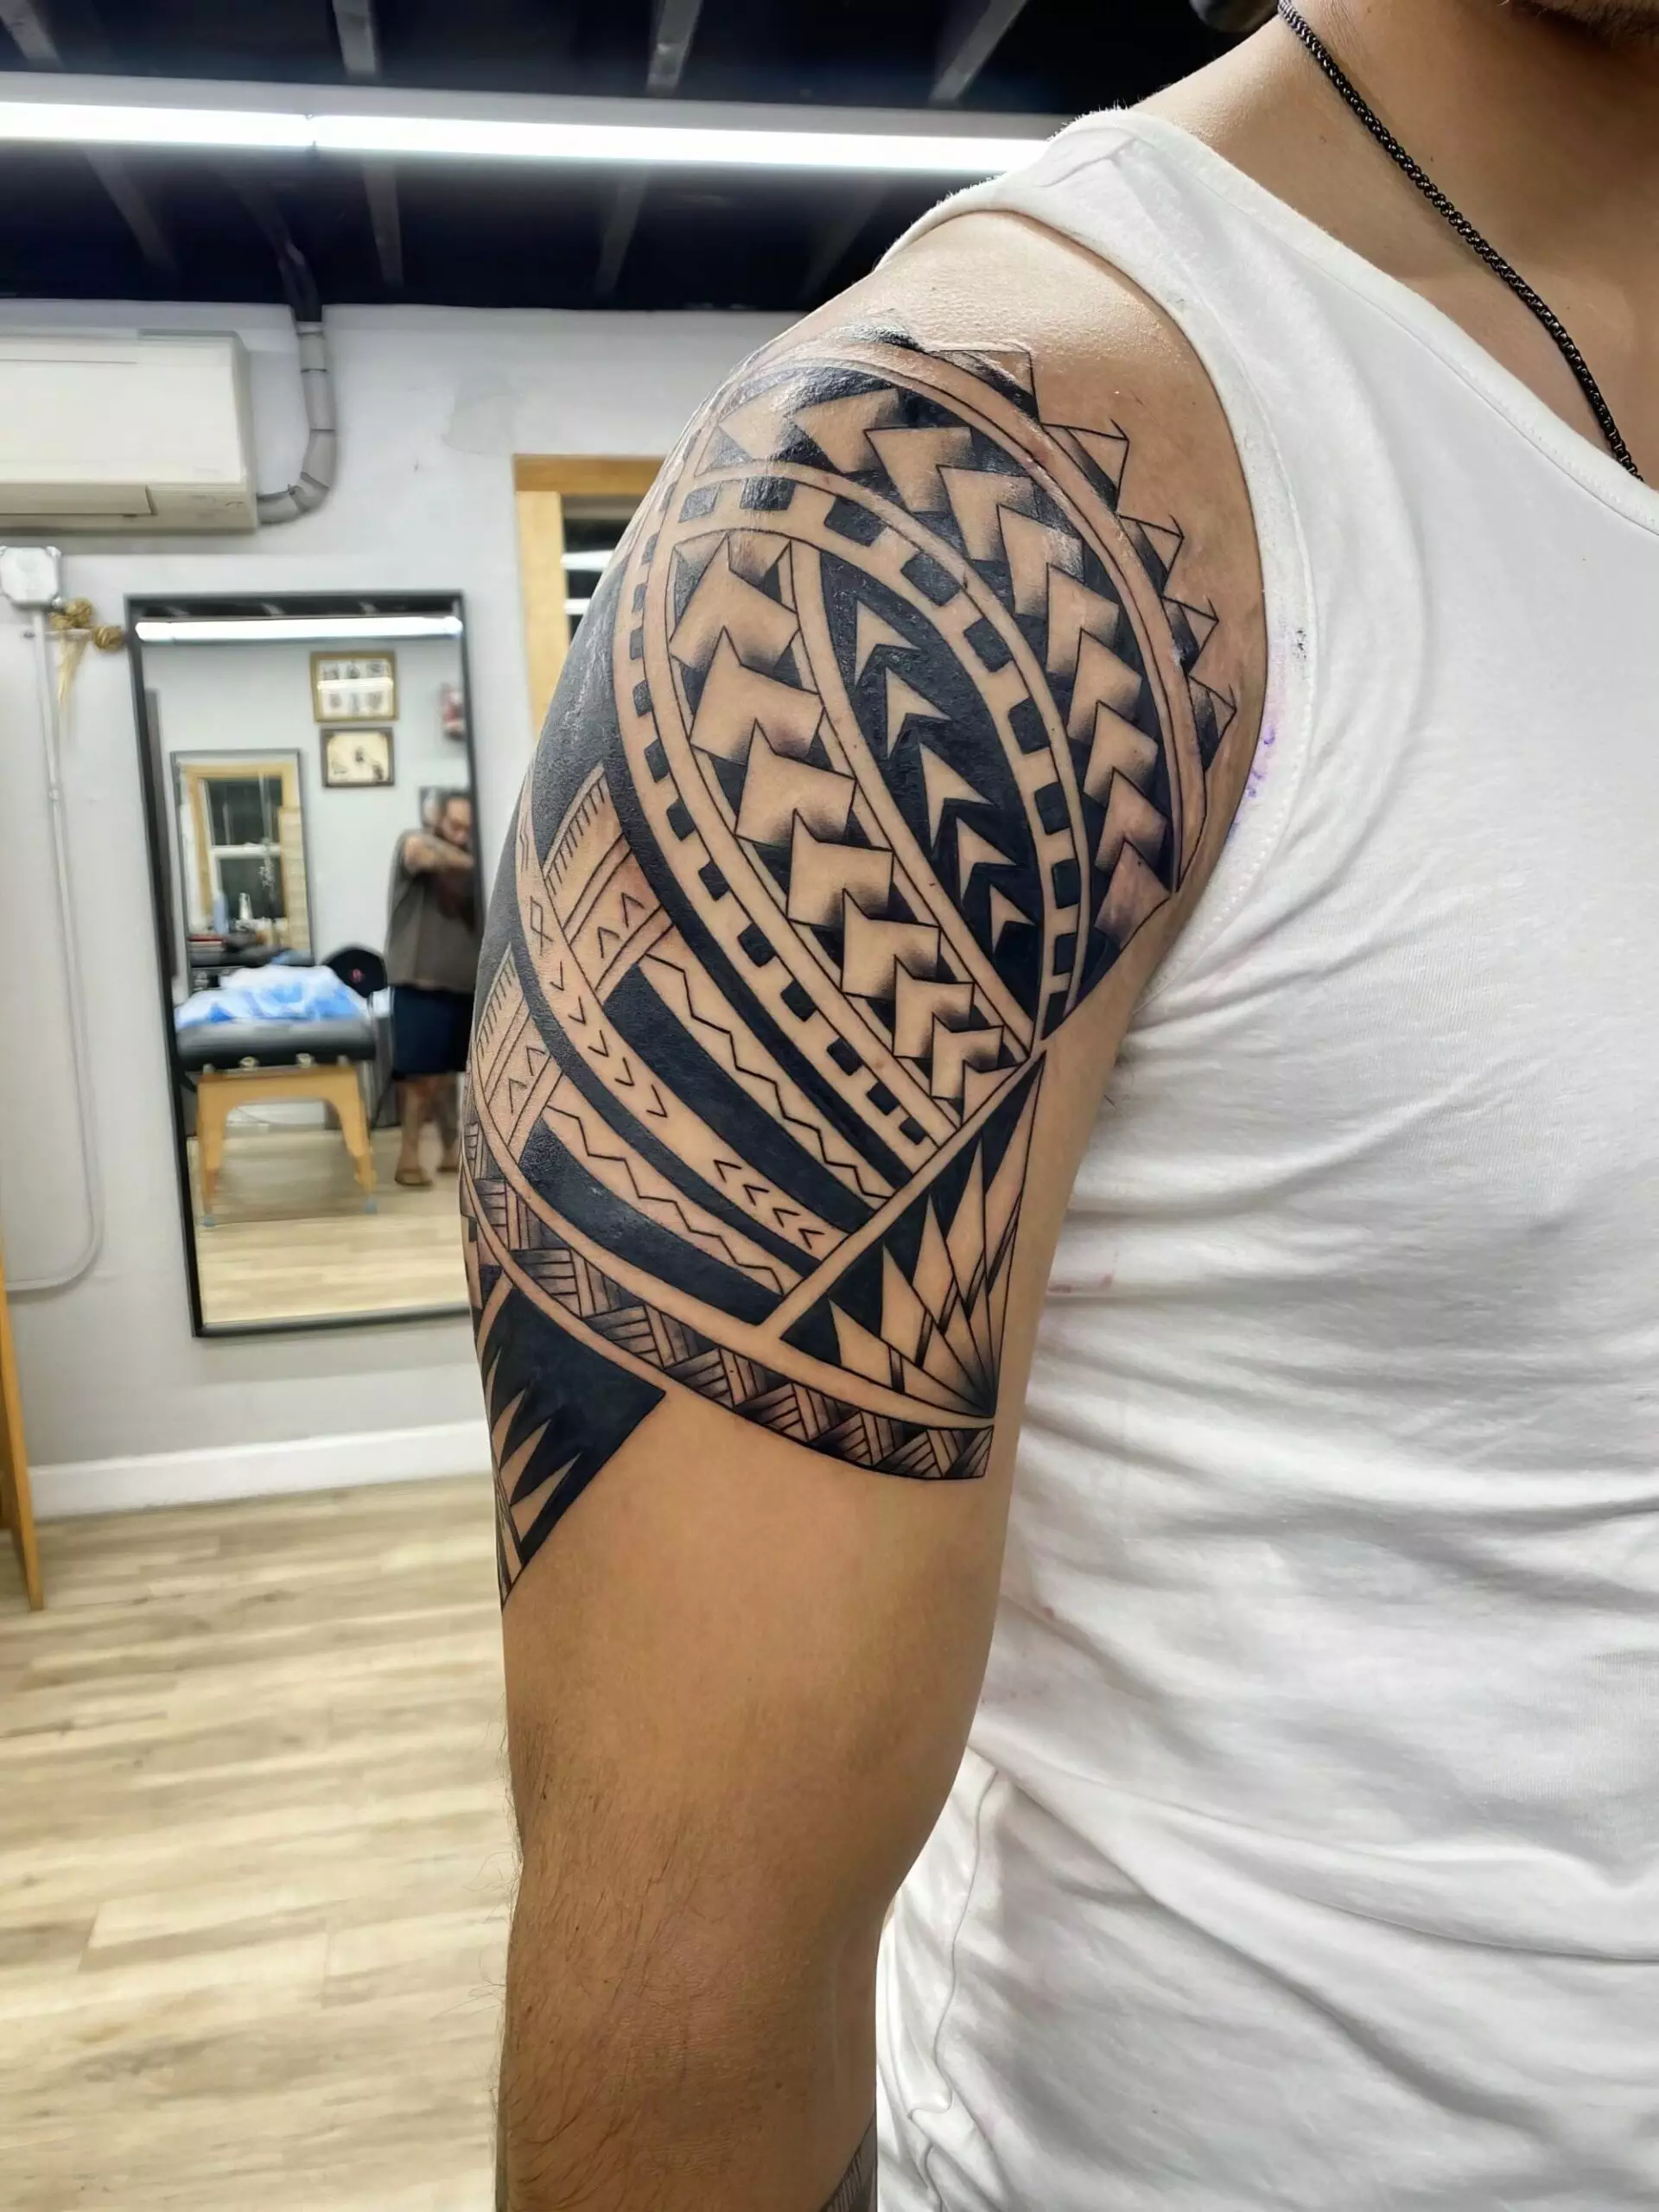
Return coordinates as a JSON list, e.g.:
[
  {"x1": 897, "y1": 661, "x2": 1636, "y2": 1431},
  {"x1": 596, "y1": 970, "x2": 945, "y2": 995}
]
[
  {"x1": 197, "y1": 1061, "x2": 377, "y2": 1220},
  {"x1": 0, "y1": 1228, "x2": 42, "y2": 1610}
]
